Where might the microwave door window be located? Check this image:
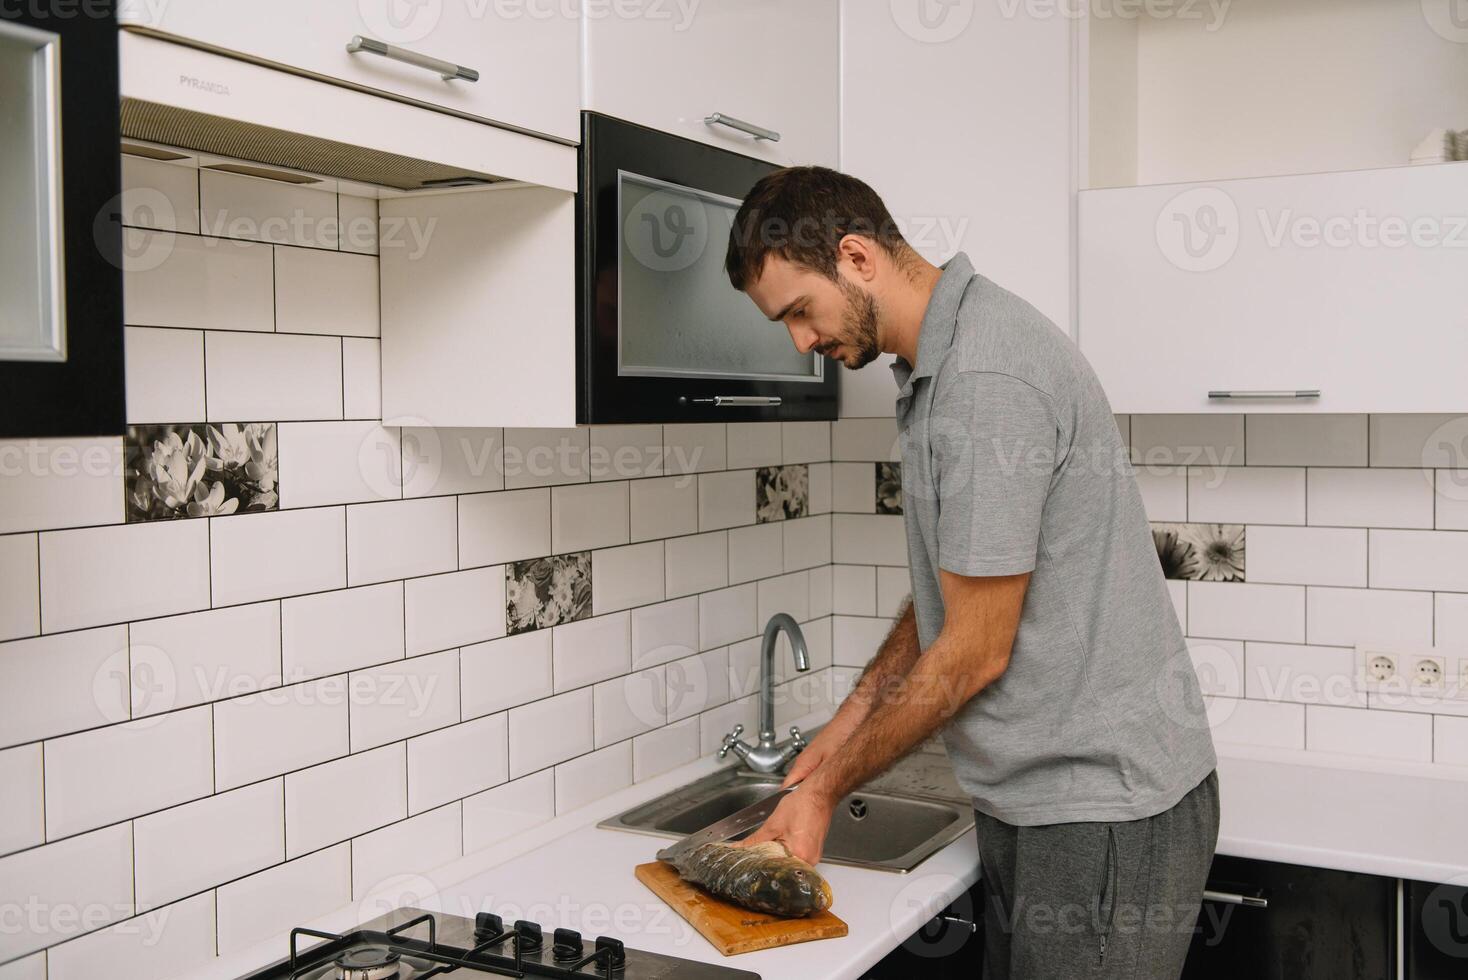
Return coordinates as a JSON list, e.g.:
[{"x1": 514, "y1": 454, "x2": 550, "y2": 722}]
[{"x1": 617, "y1": 173, "x2": 820, "y2": 382}]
